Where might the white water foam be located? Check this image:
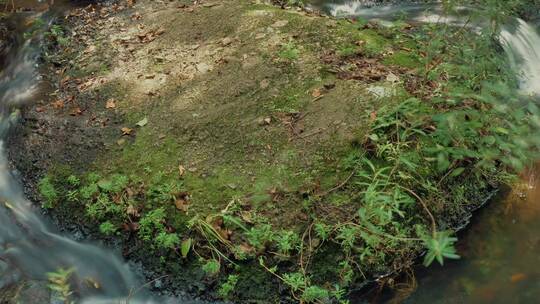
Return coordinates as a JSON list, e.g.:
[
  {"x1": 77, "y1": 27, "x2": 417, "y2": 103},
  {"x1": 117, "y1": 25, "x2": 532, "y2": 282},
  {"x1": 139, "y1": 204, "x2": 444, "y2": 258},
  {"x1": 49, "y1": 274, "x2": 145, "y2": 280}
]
[{"x1": 500, "y1": 19, "x2": 540, "y2": 96}]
